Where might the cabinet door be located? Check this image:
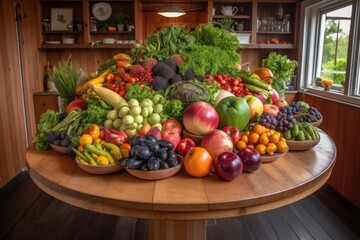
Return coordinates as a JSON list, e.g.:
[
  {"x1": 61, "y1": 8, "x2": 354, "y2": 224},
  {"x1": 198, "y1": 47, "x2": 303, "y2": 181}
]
[{"x1": 33, "y1": 94, "x2": 59, "y2": 123}]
